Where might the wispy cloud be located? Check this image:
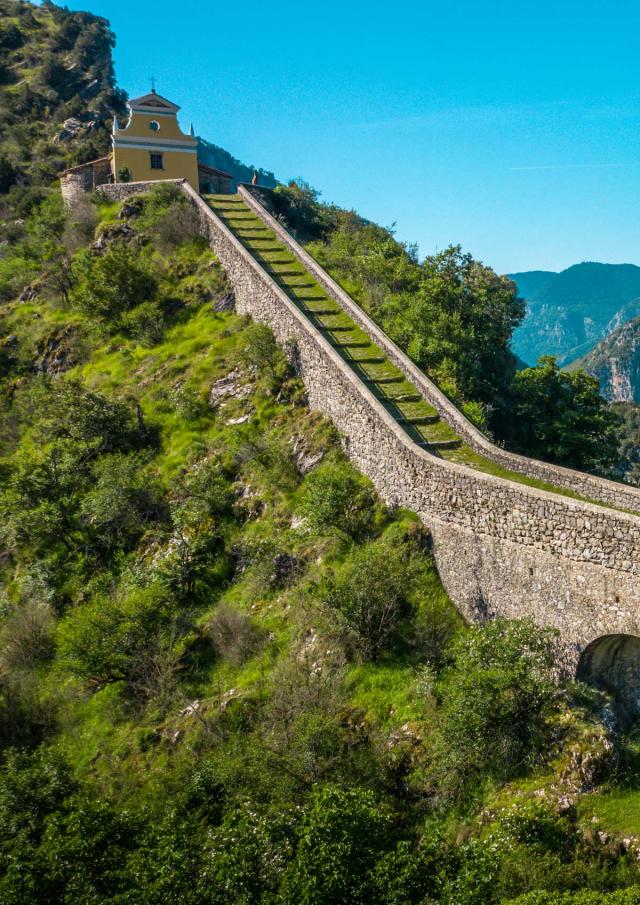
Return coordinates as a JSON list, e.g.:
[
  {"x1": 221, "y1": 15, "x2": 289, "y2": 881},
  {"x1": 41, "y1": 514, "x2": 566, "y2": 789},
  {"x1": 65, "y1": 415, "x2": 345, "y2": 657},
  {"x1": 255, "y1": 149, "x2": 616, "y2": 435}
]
[
  {"x1": 509, "y1": 162, "x2": 638, "y2": 171},
  {"x1": 354, "y1": 94, "x2": 640, "y2": 131}
]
